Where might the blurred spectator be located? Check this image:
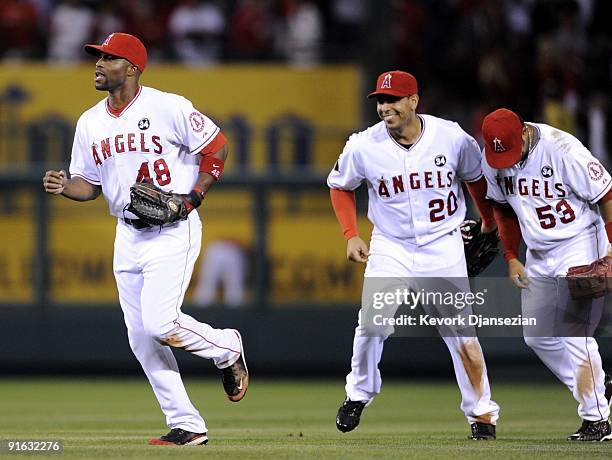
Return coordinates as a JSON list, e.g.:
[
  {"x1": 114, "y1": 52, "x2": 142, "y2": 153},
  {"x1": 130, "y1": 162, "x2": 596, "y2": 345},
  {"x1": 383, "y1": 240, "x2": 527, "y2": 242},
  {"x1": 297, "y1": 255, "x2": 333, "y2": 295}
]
[
  {"x1": 587, "y1": 94, "x2": 609, "y2": 167},
  {"x1": 93, "y1": 1, "x2": 126, "y2": 44},
  {"x1": 325, "y1": 0, "x2": 366, "y2": 61},
  {"x1": 541, "y1": 82, "x2": 577, "y2": 135},
  {"x1": 168, "y1": 0, "x2": 226, "y2": 65},
  {"x1": 123, "y1": 0, "x2": 173, "y2": 62},
  {"x1": 227, "y1": 0, "x2": 275, "y2": 61},
  {"x1": 47, "y1": 0, "x2": 94, "y2": 64},
  {"x1": 0, "y1": 0, "x2": 607, "y2": 162},
  {"x1": 0, "y1": 0, "x2": 42, "y2": 60},
  {"x1": 193, "y1": 239, "x2": 249, "y2": 308},
  {"x1": 277, "y1": 0, "x2": 323, "y2": 67},
  {"x1": 391, "y1": 0, "x2": 429, "y2": 79}
]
